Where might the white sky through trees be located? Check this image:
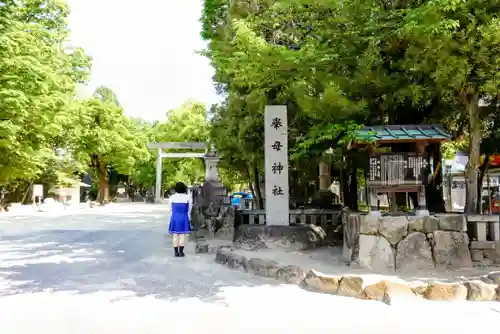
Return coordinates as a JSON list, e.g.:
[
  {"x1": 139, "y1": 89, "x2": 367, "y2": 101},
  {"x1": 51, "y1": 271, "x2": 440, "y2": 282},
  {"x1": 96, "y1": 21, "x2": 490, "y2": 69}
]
[{"x1": 67, "y1": 0, "x2": 219, "y2": 120}]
